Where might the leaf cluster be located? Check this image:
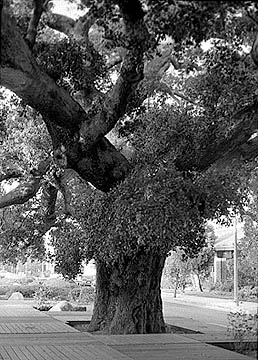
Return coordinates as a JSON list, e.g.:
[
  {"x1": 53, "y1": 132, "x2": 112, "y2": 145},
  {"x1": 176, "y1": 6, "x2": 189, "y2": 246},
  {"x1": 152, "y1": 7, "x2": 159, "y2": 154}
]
[{"x1": 35, "y1": 38, "x2": 106, "y2": 94}]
